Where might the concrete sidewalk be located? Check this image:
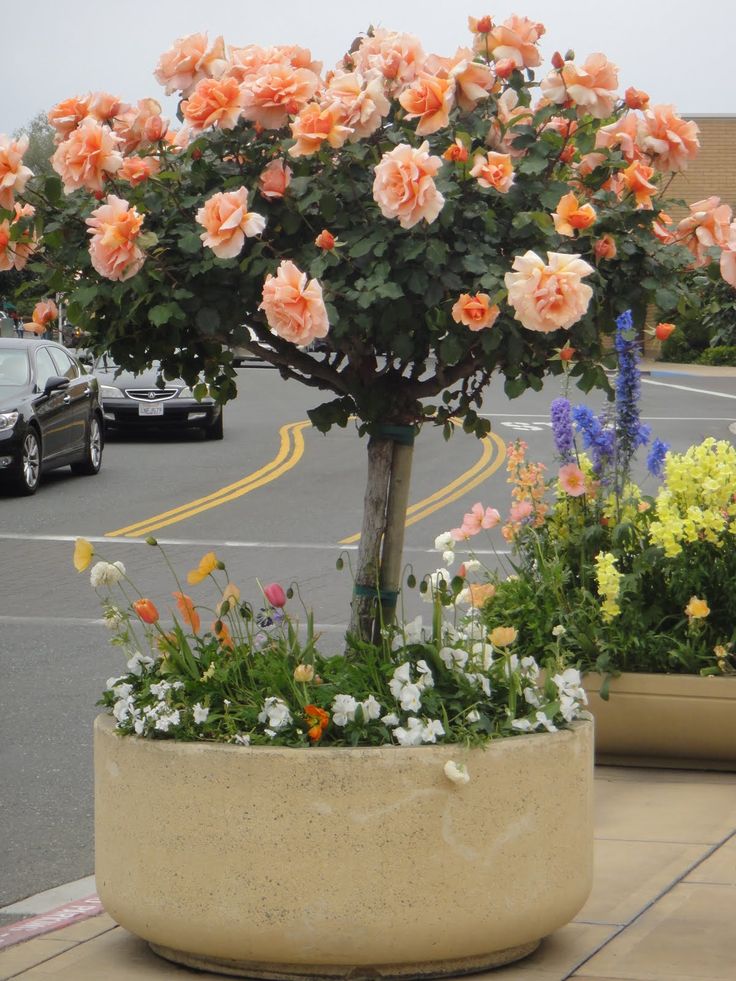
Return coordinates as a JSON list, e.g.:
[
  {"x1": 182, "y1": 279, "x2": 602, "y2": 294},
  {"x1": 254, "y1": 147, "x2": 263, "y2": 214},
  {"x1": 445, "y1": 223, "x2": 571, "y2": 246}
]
[
  {"x1": 1, "y1": 763, "x2": 735, "y2": 981},
  {"x1": 641, "y1": 358, "x2": 736, "y2": 379}
]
